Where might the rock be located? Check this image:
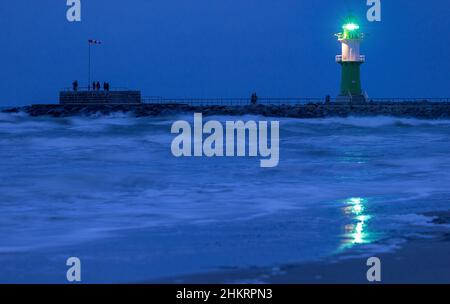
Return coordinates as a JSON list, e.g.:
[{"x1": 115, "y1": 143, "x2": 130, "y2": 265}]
[{"x1": 3, "y1": 102, "x2": 450, "y2": 119}]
